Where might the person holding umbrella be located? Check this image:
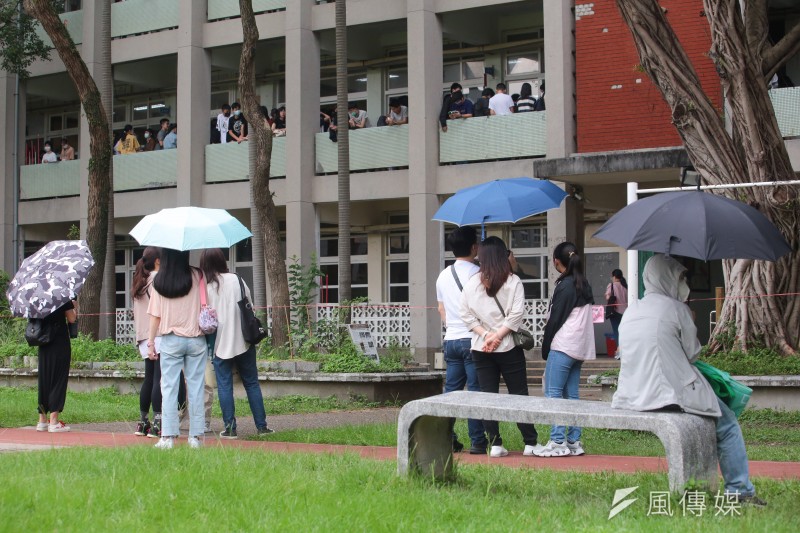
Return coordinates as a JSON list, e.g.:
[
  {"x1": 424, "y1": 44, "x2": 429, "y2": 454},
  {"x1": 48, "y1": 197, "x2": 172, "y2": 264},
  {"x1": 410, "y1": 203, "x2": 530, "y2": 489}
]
[
  {"x1": 146, "y1": 249, "x2": 208, "y2": 449},
  {"x1": 35, "y1": 300, "x2": 77, "y2": 433}
]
